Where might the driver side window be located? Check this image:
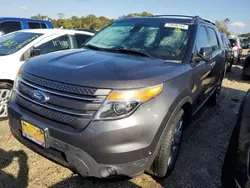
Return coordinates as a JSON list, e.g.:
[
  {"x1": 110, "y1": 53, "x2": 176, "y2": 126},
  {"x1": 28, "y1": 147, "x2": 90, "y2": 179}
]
[
  {"x1": 37, "y1": 35, "x2": 71, "y2": 55},
  {"x1": 195, "y1": 26, "x2": 210, "y2": 53}
]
